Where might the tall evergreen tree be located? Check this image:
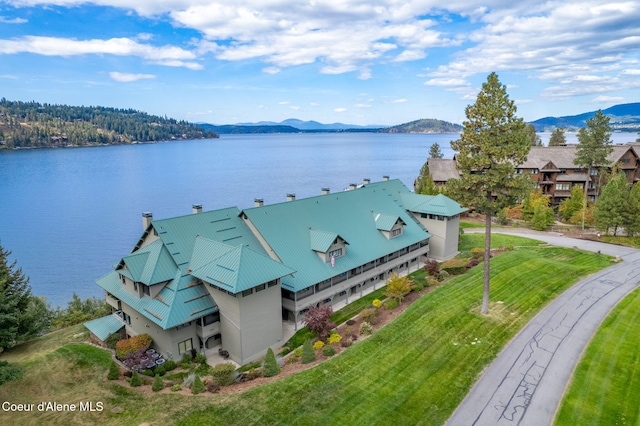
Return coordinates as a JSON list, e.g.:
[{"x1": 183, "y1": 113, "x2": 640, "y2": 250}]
[
  {"x1": 559, "y1": 185, "x2": 585, "y2": 222},
  {"x1": 414, "y1": 162, "x2": 440, "y2": 195},
  {"x1": 594, "y1": 168, "x2": 626, "y2": 235},
  {"x1": 448, "y1": 72, "x2": 532, "y2": 314},
  {"x1": 574, "y1": 110, "x2": 613, "y2": 198},
  {"x1": 548, "y1": 128, "x2": 566, "y2": 146},
  {"x1": 525, "y1": 124, "x2": 542, "y2": 146},
  {"x1": 429, "y1": 142, "x2": 444, "y2": 158}
]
